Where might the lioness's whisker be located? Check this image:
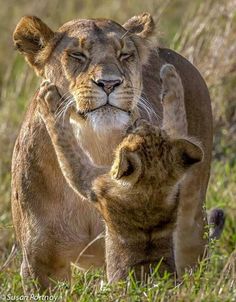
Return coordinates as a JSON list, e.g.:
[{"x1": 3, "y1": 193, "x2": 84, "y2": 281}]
[
  {"x1": 131, "y1": 86, "x2": 161, "y2": 122},
  {"x1": 56, "y1": 97, "x2": 74, "y2": 122},
  {"x1": 56, "y1": 98, "x2": 75, "y2": 124},
  {"x1": 137, "y1": 96, "x2": 160, "y2": 123},
  {"x1": 54, "y1": 94, "x2": 72, "y2": 116},
  {"x1": 137, "y1": 102, "x2": 153, "y2": 122},
  {"x1": 56, "y1": 91, "x2": 71, "y2": 109},
  {"x1": 142, "y1": 97, "x2": 161, "y2": 120},
  {"x1": 62, "y1": 99, "x2": 75, "y2": 125},
  {"x1": 55, "y1": 96, "x2": 74, "y2": 121}
]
